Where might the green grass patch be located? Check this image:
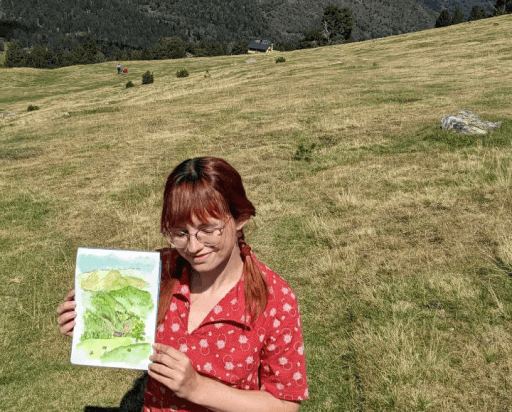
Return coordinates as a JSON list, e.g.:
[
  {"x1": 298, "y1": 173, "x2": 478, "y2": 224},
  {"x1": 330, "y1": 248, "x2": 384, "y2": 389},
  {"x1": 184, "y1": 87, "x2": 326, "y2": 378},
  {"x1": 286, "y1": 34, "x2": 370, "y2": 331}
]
[
  {"x1": 109, "y1": 182, "x2": 160, "y2": 209},
  {"x1": 0, "y1": 193, "x2": 55, "y2": 230},
  {"x1": 71, "y1": 106, "x2": 122, "y2": 116},
  {"x1": 0, "y1": 147, "x2": 40, "y2": 160}
]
